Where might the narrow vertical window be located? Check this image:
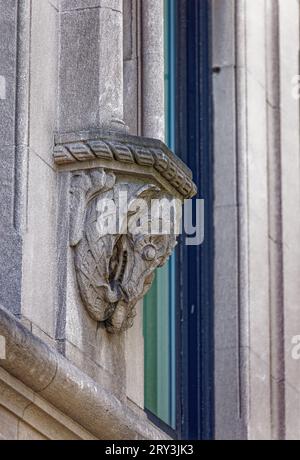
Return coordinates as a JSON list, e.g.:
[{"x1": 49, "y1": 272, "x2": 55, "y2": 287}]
[{"x1": 143, "y1": 0, "x2": 176, "y2": 430}]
